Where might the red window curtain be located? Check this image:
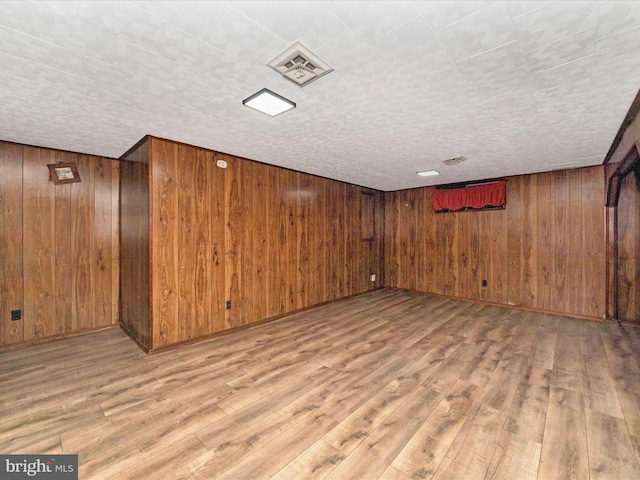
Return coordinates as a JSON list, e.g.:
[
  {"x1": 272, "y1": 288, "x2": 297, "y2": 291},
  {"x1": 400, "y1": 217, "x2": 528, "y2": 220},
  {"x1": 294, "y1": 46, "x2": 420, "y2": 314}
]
[{"x1": 433, "y1": 180, "x2": 506, "y2": 212}]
